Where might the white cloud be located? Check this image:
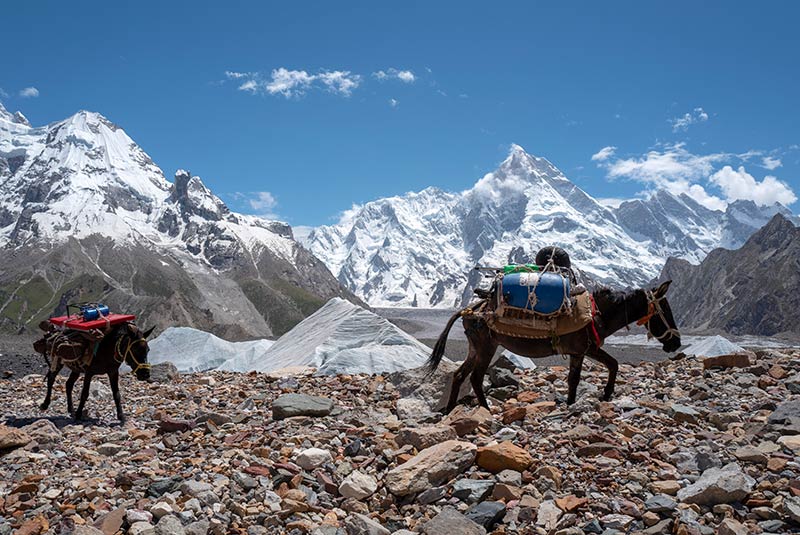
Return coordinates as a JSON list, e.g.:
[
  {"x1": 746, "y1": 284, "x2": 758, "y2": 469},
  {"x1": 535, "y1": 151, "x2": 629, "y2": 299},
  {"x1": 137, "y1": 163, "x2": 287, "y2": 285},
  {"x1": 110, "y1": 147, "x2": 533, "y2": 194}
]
[
  {"x1": 670, "y1": 107, "x2": 708, "y2": 132},
  {"x1": 762, "y1": 156, "x2": 782, "y2": 170},
  {"x1": 596, "y1": 197, "x2": 626, "y2": 209},
  {"x1": 709, "y1": 165, "x2": 796, "y2": 206},
  {"x1": 238, "y1": 79, "x2": 258, "y2": 93},
  {"x1": 317, "y1": 70, "x2": 361, "y2": 96},
  {"x1": 265, "y1": 68, "x2": 316, "y2": 98},
  {"x1": 604, "y1": 143, "x2": 727, "y2": 184},
  {"x1": 19, "y1": 87, "x2": 39, "y2": 98},
  {"x1": 372, "y1": 68, "x2": 416, "y2": 83},
  {"x1": 389, "y1": 98, "x2": 399, "y2": 108},
  {"x1": 247, "y1": 191, "x2": 280, "y2": 219},
  {"x1": 591, "y1": 146, "x2": 617, "y2": 162},
  {"x1": 225, "y1": 71, "x2": 252, "y2": 79},
  {"x1": 0, "y1": 87, "x2": 8, "y2": 99}
]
